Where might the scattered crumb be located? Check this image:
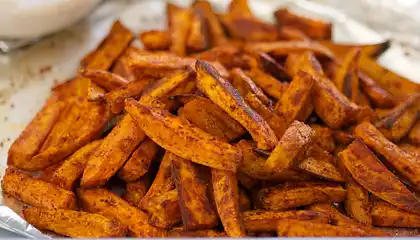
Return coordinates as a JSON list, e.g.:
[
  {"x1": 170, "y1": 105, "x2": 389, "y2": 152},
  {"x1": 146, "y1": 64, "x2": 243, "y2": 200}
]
[
  {"x1": 0, "y1": 142, "x2": 3, "y2": 148},
  {"x1": 39, "y1": 65, "x2": 52, "y2": 74},
  {"x1": 10, "y1": 103, "x2": 14, "y2": 108},
  {"x1": 7, "y1": 138, "x2": 10, "y2": 141}
]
